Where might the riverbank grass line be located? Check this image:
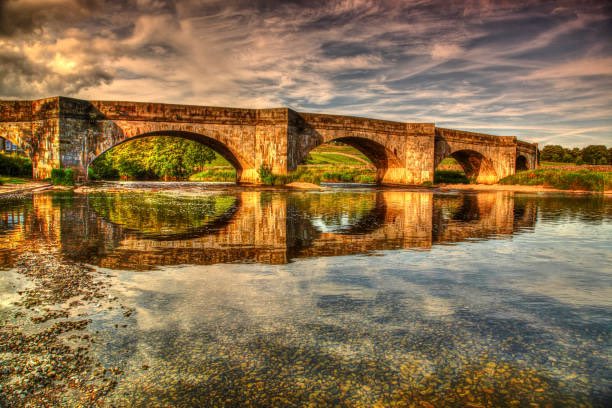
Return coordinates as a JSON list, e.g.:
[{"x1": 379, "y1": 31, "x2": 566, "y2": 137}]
[{"x1": 499, "y1": 168, "x2": 611, "y2": 192}]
